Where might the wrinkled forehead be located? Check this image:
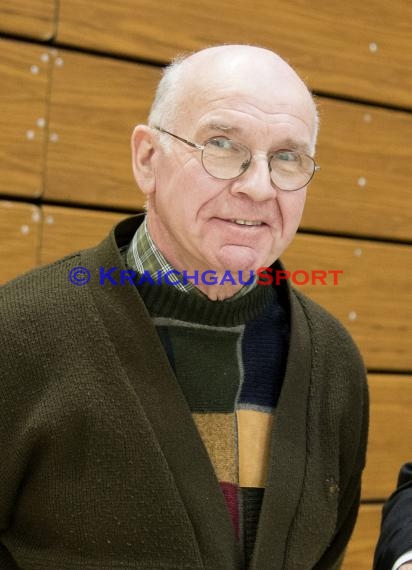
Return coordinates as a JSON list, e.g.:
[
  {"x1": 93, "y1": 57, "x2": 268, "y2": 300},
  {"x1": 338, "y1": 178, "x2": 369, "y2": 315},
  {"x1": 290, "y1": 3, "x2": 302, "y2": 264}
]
[{"x1": 174, "y1": 49, "x2": 315, "y2": 133}]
